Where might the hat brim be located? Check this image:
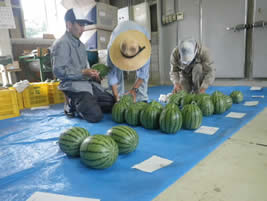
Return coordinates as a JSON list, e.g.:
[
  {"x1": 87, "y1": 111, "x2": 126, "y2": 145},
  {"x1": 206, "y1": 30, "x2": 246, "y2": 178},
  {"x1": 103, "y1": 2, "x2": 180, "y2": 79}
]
[
  {"x1": 109, "y1": 30, "x2": 151, "y2": 71},
  {"x1": 76, "y1": 19, "x2": 93, "y2": 26},
  {"x1": 180, "y1": 54, "x2": 195, "y2": 64}
]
